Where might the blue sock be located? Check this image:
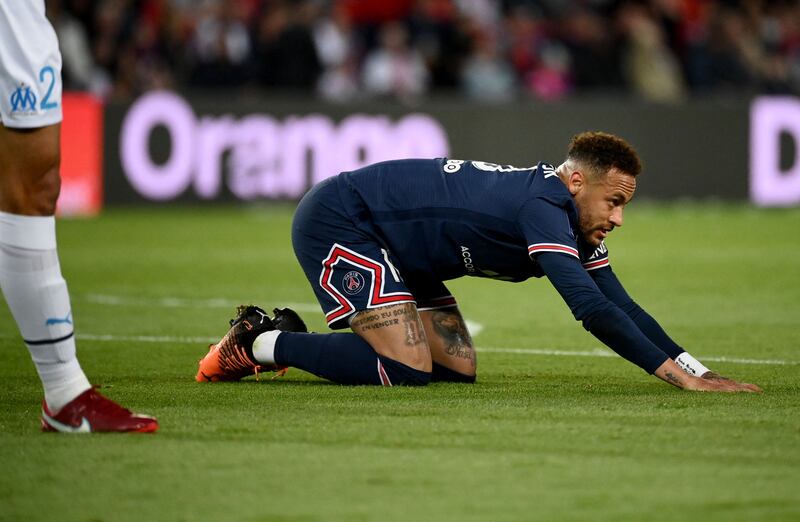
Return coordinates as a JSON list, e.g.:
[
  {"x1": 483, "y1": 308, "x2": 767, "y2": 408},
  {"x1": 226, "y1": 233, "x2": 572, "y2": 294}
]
[{"x1": 274, "y1": 332, "x2": 430, "y2": 386}]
